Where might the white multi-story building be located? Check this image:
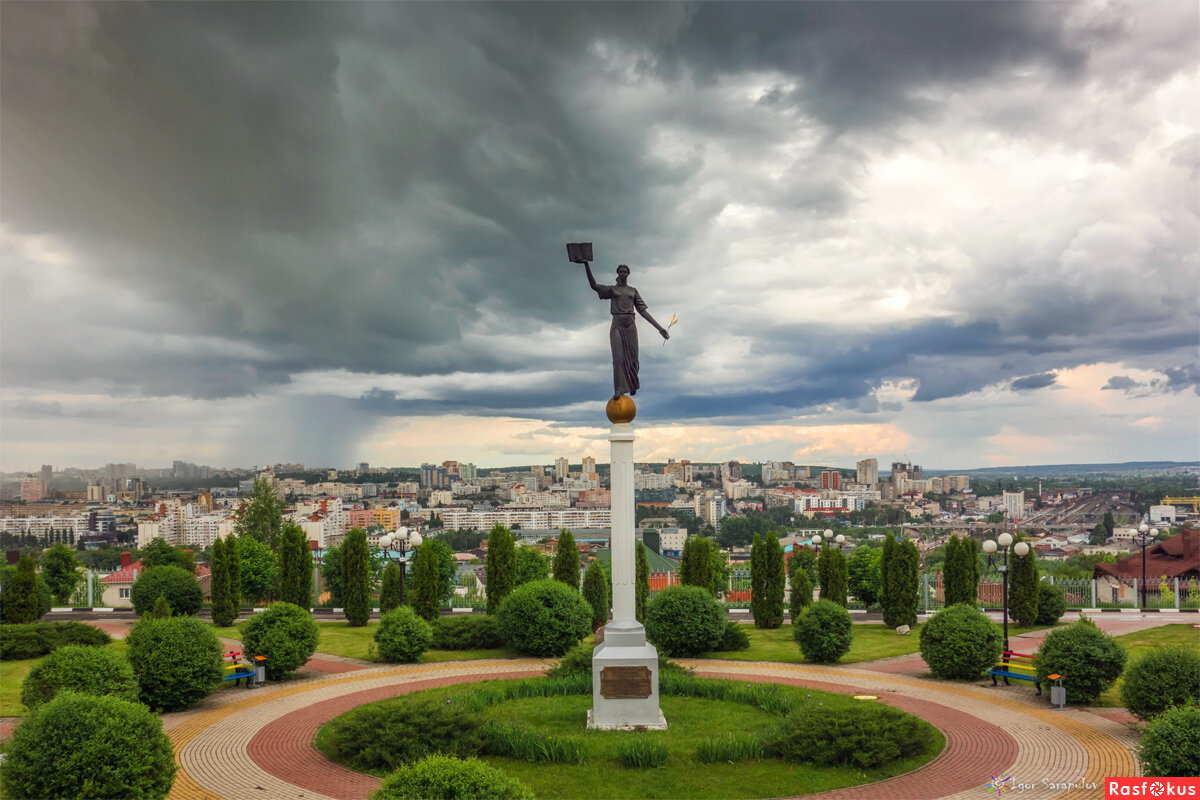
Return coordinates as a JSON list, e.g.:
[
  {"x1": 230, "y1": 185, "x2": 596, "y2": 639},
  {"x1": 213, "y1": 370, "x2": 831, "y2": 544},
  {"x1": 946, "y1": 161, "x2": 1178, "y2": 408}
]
[
  {"x1": 0, "y1": 515, "x2": 89, "y2": 542},
  {"x1": 657, "y1": 528, "x2": 687, "y2": 556},
  {"x1": 1003, "y1": 491, "x2": 1025, "y2": 521},
  {"x1": 634, "y1": 471, "x2": 673, "y2": 490},
  {"x1": 429, "y1": 489, "x2": 454, "y2": 507},
  {"x1": 555, "y1": 457, "x2": 569, "y2": 481},
  {"x1": 451, "y1": 482, "x2": 481, "y2": 495},
  {"x1": 510, "y1": 490, "x2": 570, "y2": 508},
  {"x1": 724, "y1": 479, "x2": 759, "y2": 500},
  {"x1": 856, "y1": 458, "x2": 878, "y2": 486},
  {"x1": 437, "y1": 507, "x2": 612, "y2": 532}
]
